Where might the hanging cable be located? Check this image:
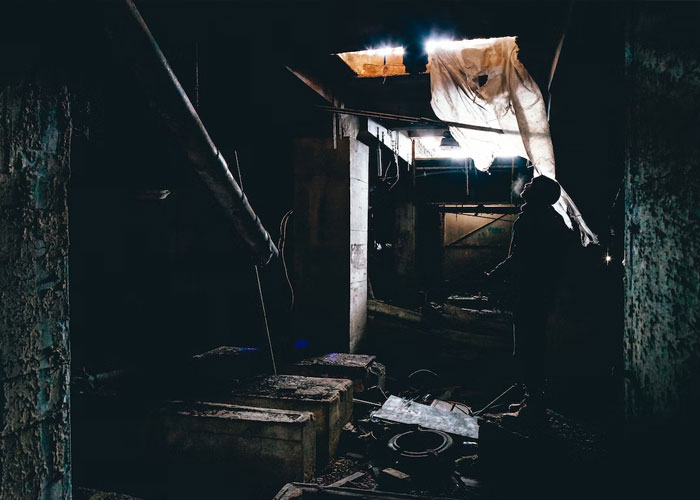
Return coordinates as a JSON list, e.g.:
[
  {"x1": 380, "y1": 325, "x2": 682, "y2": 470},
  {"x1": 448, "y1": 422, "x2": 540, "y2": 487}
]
[
  {"x1": 278, "y1": 209, "x2": 295, "y2": 310},
  {"x1": 474, "y1": 383, "x2": 518, "y2": 415},
  {"x1": 254, "y1": 265, "x2": 277, "y2": 374},
  {"x1": 388, "y1": 131, "x2": 401, "y2": 191},
  {"x1": 233, "y1": 150, "x2": 277, "y2": 374}
]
